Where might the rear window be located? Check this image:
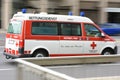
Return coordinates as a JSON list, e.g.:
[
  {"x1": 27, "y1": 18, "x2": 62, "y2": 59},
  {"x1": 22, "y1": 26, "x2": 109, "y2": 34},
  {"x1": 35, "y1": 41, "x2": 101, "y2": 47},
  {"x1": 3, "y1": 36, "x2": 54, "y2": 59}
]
[{"x1": 7, "y1": 21, "x2": 22, "y2": 34}]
